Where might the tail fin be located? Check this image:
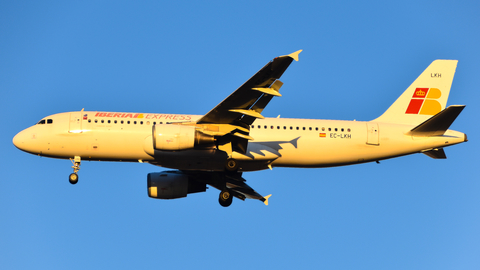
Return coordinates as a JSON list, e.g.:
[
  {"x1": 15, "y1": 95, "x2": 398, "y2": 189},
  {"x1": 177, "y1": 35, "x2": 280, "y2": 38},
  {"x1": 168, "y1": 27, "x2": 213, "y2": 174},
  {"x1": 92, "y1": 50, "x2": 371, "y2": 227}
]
[{"x1": 374, "y1": 60, "x2": 458, "y2": 125}]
